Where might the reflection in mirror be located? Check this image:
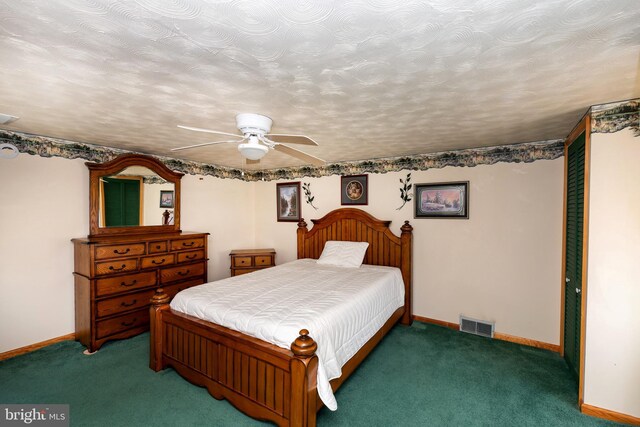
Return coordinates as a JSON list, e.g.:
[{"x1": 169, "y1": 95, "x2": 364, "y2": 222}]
[{"x1": 98, "y1": 165, "x2": 175, "y2": 228}]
